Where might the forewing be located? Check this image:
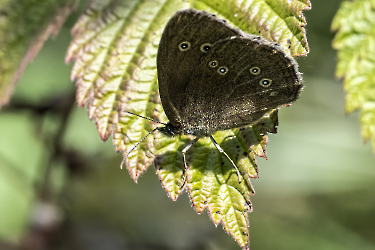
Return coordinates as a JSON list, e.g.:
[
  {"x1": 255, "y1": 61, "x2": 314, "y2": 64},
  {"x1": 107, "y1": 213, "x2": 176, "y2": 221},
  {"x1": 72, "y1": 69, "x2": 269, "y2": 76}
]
[{"x1": 157, "y1": 9, "x2": 239, "y2": 126}]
